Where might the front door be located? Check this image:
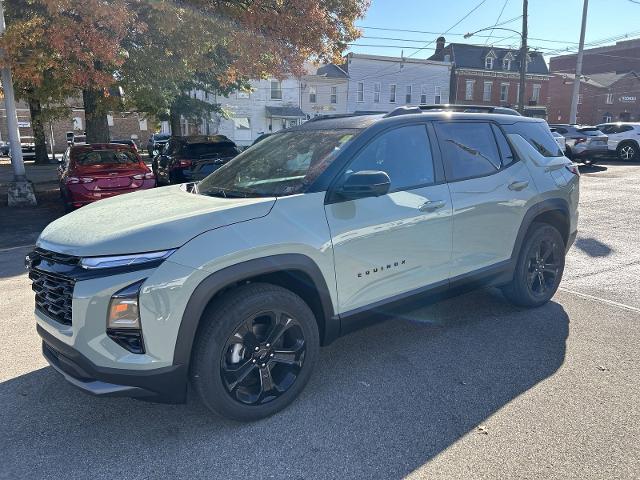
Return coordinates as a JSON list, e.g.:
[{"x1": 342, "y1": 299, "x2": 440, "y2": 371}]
[
  {"x1": 325, "y1": 124, "x2": 453, "y2": 314},
  {"x1": 433, "y1": 120, "x2": 536, "y2": 278}
]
